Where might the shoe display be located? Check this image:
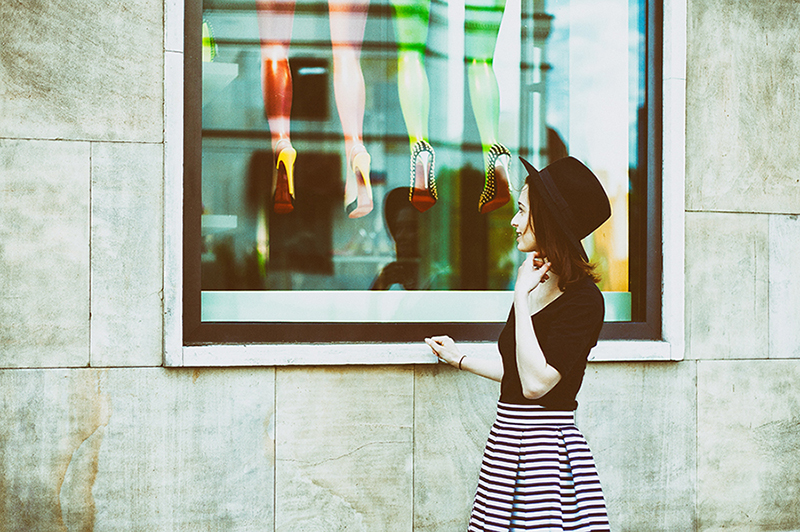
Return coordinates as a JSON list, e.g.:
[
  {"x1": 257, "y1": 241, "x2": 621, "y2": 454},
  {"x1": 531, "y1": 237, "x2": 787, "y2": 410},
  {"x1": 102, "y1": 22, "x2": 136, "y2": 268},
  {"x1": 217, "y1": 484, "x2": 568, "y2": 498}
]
[
  {"x1": 273, "y1": 140, "x2": 296, "y2": 214},
  {"x1": 344, "y1": 146, "x2": 373, "y2": 218},
  {"x1": 408, "y1": 140, "x2": 437, "y2": 212},
  {"x1": 478, "y1": 143, "x2": 511, "y2": 213}
]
